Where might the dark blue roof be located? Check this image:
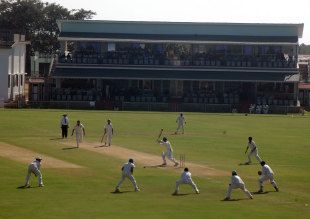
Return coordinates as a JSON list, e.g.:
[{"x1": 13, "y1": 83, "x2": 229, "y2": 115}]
[{"x1": 59, "y1": 32, "x2": 298, "y2": 43}]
